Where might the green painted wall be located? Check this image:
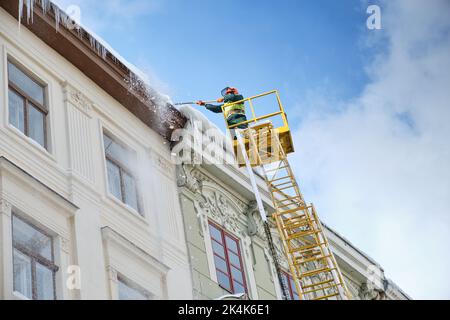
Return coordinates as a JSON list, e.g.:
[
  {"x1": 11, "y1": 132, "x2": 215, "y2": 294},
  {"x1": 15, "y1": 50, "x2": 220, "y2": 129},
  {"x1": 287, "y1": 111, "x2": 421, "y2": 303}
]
[{"x1": 179, "y1": 192, "x2": 279, "y2": 300}]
